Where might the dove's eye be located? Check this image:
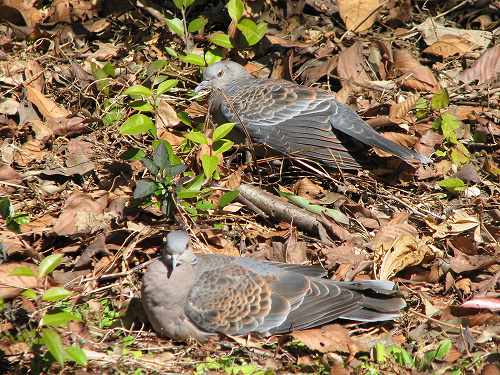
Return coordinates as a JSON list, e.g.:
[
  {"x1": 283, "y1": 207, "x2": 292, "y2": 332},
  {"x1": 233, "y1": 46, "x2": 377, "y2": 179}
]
[{"x1": 217, "y1": 70, "x2": 224, "y2": 77}]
